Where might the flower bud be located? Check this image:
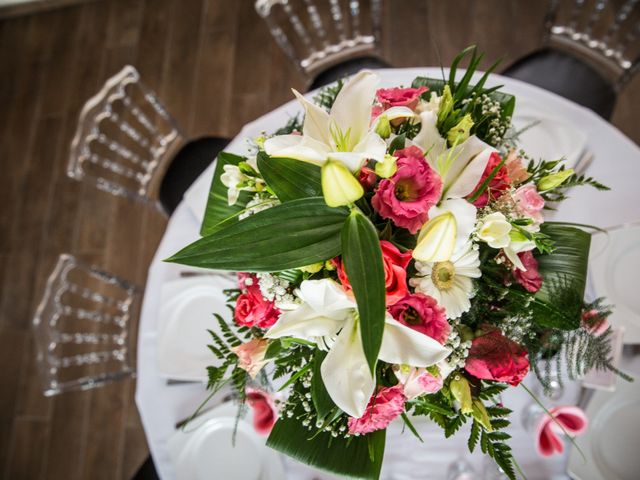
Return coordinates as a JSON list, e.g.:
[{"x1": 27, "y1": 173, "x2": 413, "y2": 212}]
[
  {"x1": 375, "y1": 114, "x2": 392, "y2": 139},
  {"x1": 437, "y1": 85, "x2": 454, "y2": 125},
  {"x1": 450, "y1": 374, "x2": 473, "y2": 414},
  {"x1": 537, "y1": 169, "x2": 574, "y2": 191},
  {"x1": 447, "y1": 113, "x2": 474, "y2": 146},
  {"x1": 374, "y1": 154, "x2": 398, "y2": 179},
  {"x1": 413, "y1": 212, "x2": 457, "y2": 262},
  {"x1": 321, "y1": 159, "x2": 364, "y2": 207},
  {"x1": 471, "y1": 398, "x2": 493, "y2": 431}
]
